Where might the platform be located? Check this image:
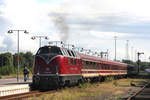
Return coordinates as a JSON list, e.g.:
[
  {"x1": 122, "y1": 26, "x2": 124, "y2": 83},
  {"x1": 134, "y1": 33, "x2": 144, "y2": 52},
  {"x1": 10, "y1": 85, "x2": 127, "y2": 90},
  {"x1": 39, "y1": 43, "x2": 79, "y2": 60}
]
[{"x1": 0, "y1": 78, "x2": 32, "y2": 96}]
